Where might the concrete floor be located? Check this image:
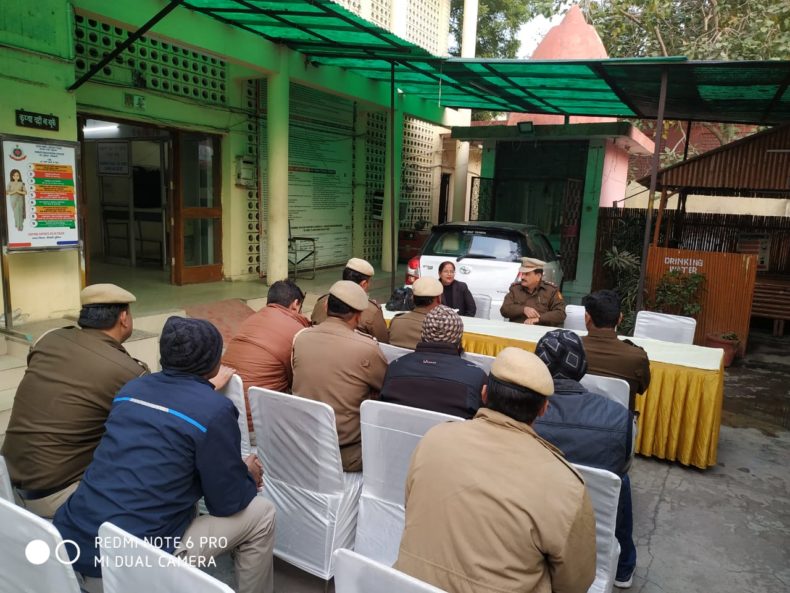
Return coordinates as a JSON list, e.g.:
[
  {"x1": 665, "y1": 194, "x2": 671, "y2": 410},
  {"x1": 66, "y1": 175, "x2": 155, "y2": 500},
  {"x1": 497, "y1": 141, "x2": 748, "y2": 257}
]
[
  {"x1": 87, "y1": 260, "x2": 401, "y2": 317},
  {"x1": 86, "y1": 260, "x2": 790, "y2": 592}
]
